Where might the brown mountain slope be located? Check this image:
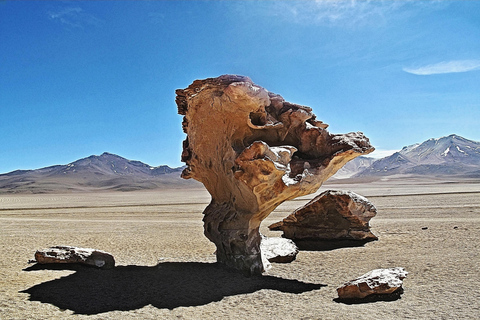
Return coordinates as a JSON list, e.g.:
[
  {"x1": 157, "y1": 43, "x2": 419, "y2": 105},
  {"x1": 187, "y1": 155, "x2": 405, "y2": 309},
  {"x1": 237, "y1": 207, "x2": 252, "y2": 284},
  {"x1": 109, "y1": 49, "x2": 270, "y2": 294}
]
[{"x1": 0, "y1": 153, "x2": 199, "y2": 194}]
